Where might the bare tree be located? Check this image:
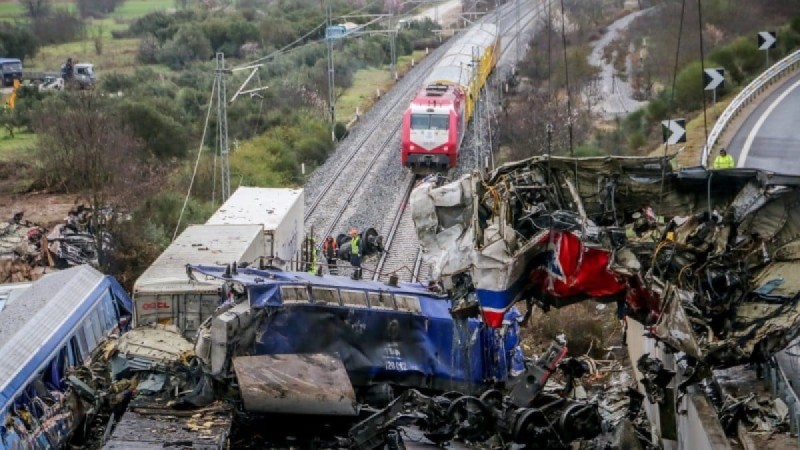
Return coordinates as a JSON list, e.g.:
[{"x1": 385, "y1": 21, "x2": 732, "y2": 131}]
[
  {"x1": 18, "y1": 0, "x2": 51, "y2": 19},
  {"x1": 33, "y1": 92, "x2": 161, "y2": 266}
]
